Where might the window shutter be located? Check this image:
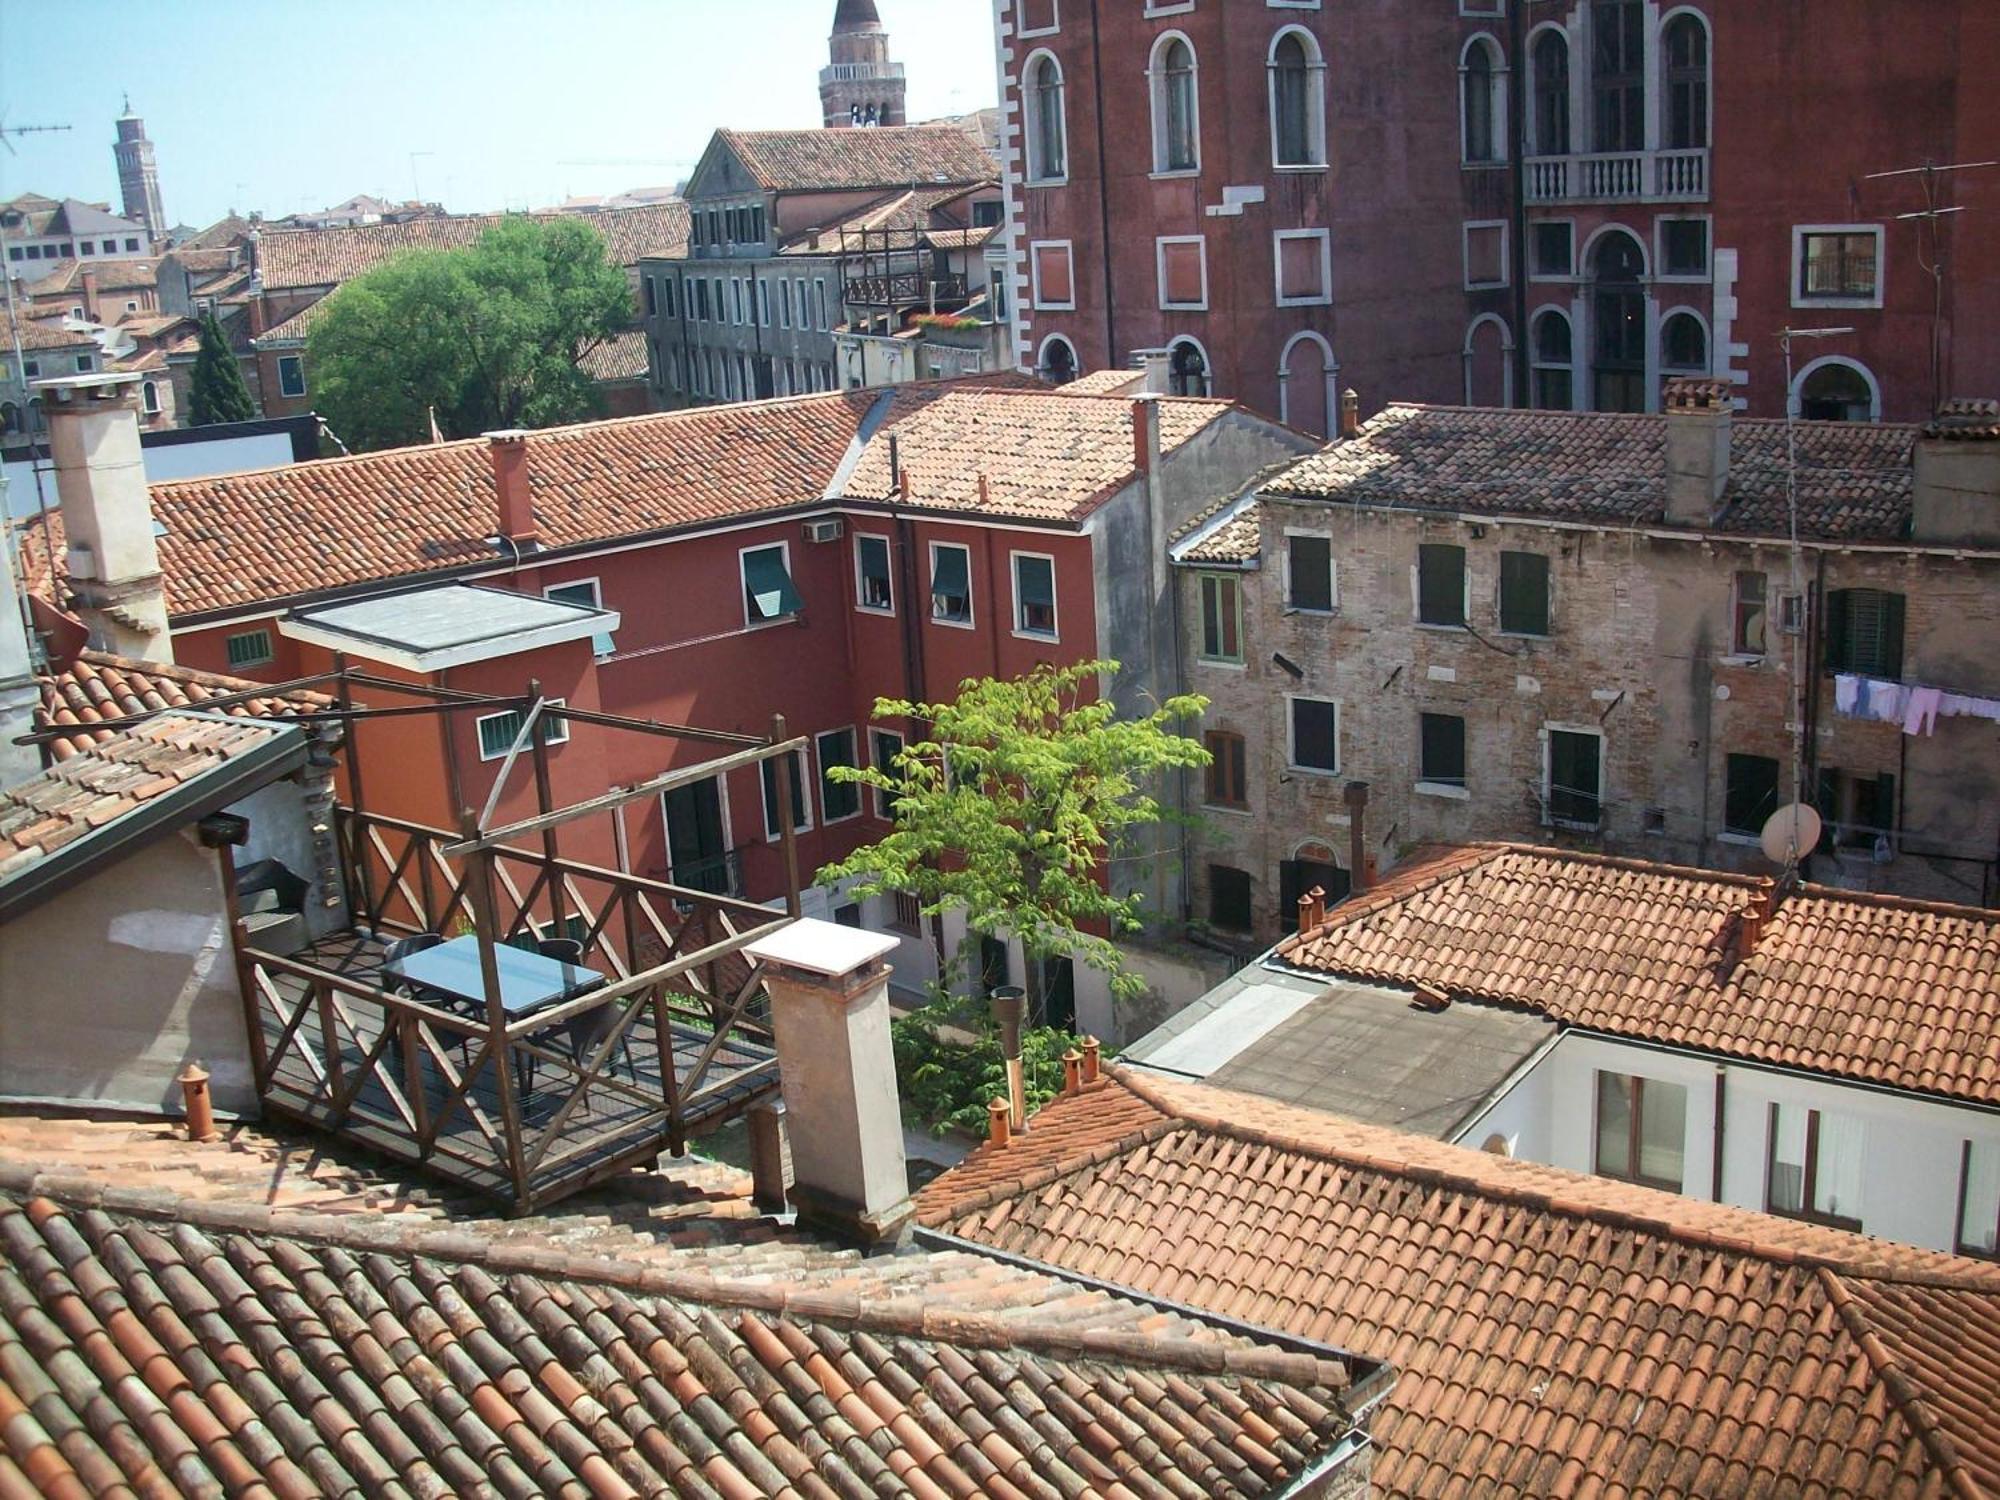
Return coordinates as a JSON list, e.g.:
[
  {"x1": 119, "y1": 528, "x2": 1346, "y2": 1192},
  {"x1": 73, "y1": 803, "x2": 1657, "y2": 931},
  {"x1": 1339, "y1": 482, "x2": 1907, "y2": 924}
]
[
  {"x1": 1879, "y1": 591, "x2": 1905, "y2": 679},
  {"x1": 1288, "y1": 535, "x2": 1333, "y2": 611},
  {"x1": 932, "y1": 545, "x2": 970, "y2": 598},
  {"x1": 1419, "y1": 544, "x2": 1467, "y2": 626},
  {"x1": 743, "y1": 549, "x2": 802, "y2": 621},
  {"x1": 1019, "y1": 557, "x2": 1055, "y2": 608},
  {"x1": 1500, "y1": 552, "x2": 1550, "y2": 635}
]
